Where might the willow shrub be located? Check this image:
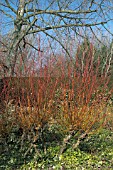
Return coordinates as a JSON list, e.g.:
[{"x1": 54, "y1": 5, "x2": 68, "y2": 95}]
[{"x1": 0, "y1": 42, "x2": 112, "y2": 156}]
